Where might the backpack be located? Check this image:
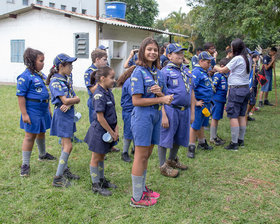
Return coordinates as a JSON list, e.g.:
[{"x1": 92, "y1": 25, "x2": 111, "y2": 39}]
[{"x1": 256, "y1": 65, "x2": 268, "y2": 86}]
